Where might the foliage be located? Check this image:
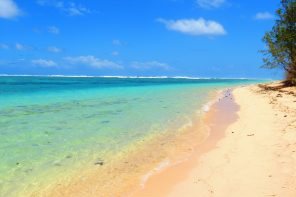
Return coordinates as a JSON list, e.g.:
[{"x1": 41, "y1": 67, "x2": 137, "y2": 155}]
[{"x1": 262, "y1": 0, "x2": 296, "y2": 85}]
